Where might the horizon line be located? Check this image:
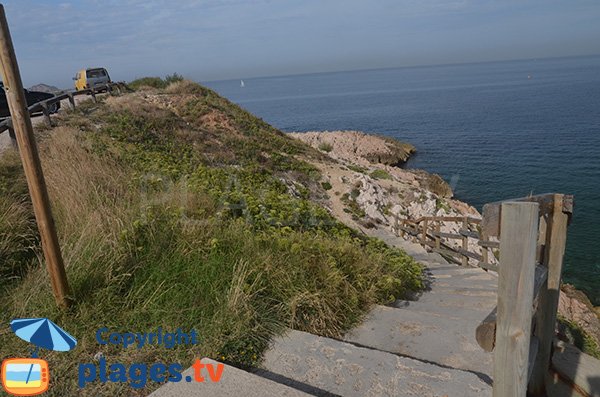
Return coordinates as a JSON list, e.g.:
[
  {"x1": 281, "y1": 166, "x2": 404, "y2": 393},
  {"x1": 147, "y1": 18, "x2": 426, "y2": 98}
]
[{"x1": 204, "y1": 53, "x2": 600, "y2": 84}]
